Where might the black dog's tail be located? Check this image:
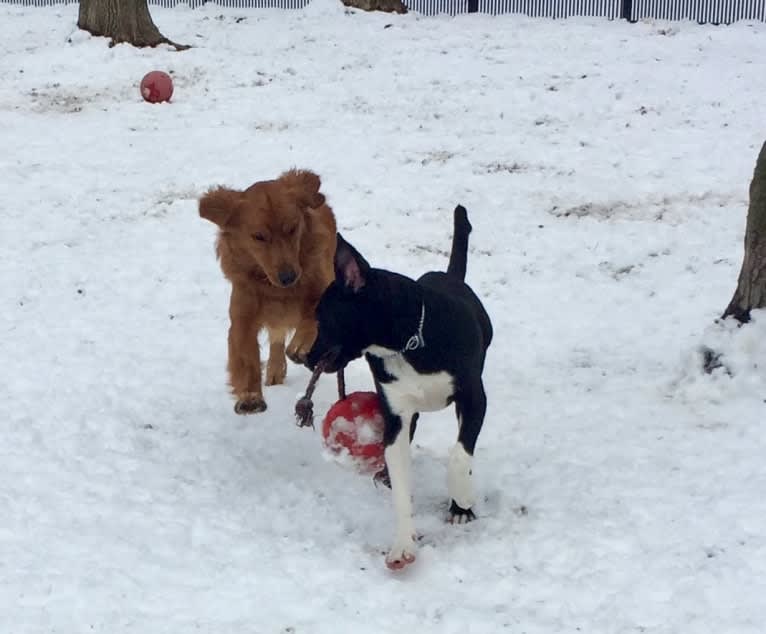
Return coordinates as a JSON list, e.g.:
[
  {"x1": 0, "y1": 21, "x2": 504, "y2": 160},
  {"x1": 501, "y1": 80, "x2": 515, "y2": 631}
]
[{"x1": 446, "y1": 205, "x2": 472, "y2": 281}]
